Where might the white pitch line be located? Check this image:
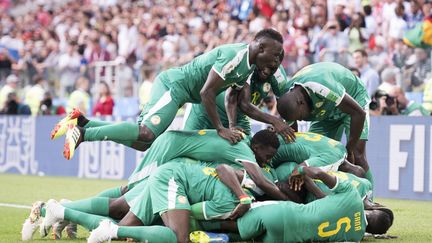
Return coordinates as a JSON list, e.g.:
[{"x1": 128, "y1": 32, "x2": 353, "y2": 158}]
[{"x1": 0, "y1": 203, "x2": 31, "y2": 209}]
